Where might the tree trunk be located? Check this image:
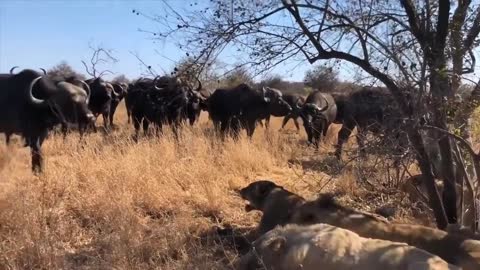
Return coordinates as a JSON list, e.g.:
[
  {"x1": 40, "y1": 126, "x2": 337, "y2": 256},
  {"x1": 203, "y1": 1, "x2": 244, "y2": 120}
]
[
  {"x1": 408, "y1": 129, "x2": 449, "y2": 229},
  {"x1": 429, "y1": 57, "x2": 459, "y2": 225}
]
